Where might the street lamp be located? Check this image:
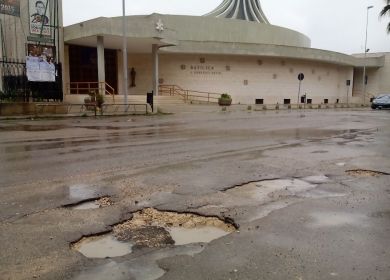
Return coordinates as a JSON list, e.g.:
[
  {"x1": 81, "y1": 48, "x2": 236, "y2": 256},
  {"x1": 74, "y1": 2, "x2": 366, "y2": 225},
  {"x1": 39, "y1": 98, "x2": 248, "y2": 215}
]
[
  {"x1": 122, "y1": 0, "x2": 128, "y2": 105},
  {"x1": 362, "y1": 5, "x2": 374, "y2": 105}
]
